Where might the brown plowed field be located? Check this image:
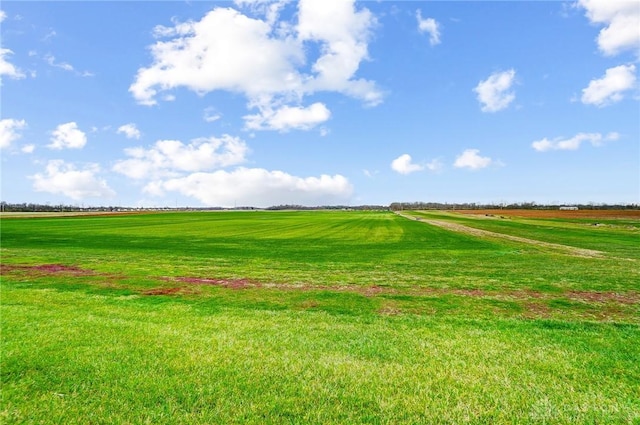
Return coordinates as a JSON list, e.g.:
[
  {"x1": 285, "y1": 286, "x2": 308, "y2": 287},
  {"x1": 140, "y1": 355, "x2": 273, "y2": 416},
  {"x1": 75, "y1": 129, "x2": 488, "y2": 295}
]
[{"x1": 453, "y1": 209, "x2": 640, "y2": 219}]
